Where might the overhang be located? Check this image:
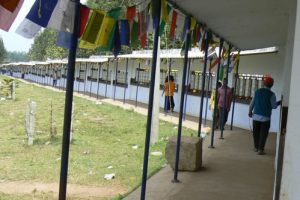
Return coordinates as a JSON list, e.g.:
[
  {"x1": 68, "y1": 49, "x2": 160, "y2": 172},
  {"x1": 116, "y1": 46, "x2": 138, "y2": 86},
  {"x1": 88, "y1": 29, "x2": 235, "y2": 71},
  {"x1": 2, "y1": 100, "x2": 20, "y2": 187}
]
[{"x1": 169, "y1": 0, "x2": 292, "y2": 50}]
